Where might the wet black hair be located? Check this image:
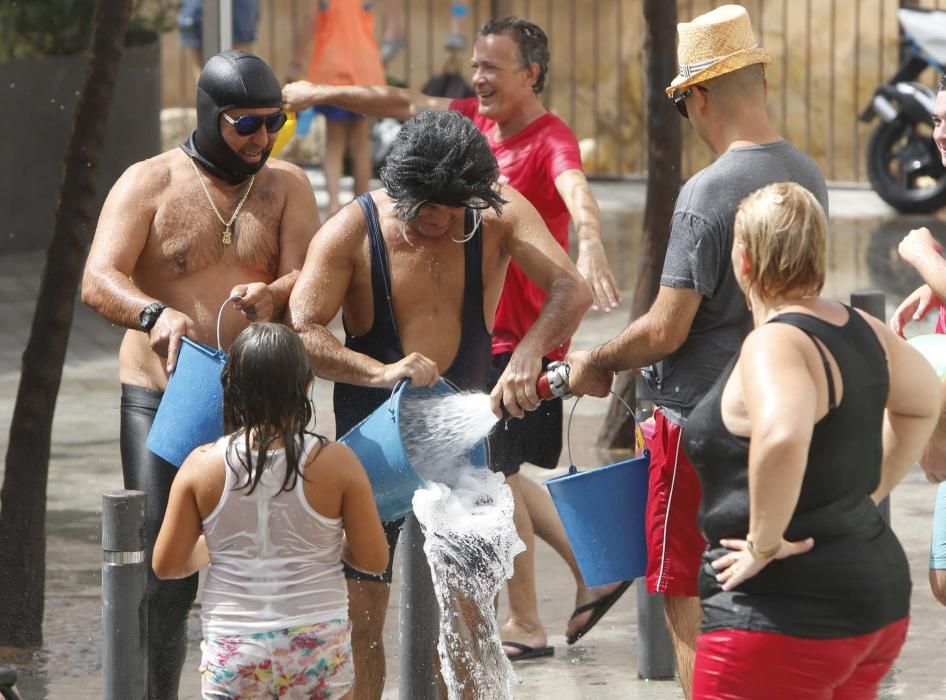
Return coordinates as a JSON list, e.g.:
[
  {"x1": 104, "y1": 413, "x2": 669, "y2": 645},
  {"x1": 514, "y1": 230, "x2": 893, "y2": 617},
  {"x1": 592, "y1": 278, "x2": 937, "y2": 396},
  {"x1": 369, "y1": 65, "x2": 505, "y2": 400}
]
[
  {"x1": 478, "y1": 16, "x2": 550, "y2": 94},
  {"x1": 221, "y1": 323, "x2": 326, "y2": 495},
  {"x1": 379, "y1": 110, "x2": 506, "y2": 221},
  {"x1": 180, "y1": 50, "x2": 282, "y2": 184}
]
